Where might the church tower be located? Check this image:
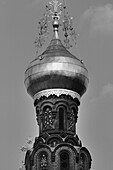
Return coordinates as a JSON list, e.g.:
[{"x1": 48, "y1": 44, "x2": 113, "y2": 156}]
[{"x1": 24, "y1": 0, "x2": 92, "y2": 169}]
